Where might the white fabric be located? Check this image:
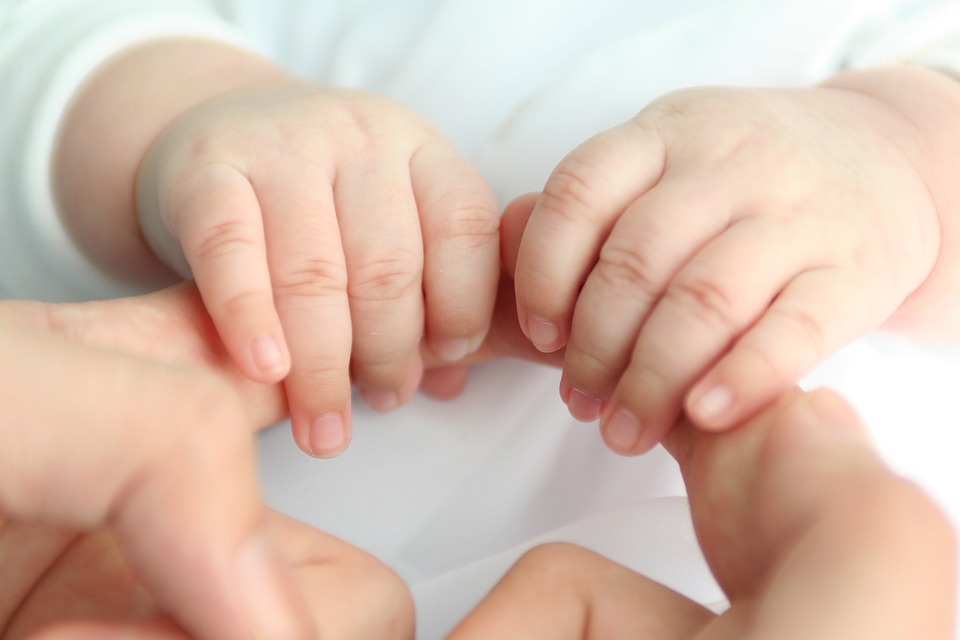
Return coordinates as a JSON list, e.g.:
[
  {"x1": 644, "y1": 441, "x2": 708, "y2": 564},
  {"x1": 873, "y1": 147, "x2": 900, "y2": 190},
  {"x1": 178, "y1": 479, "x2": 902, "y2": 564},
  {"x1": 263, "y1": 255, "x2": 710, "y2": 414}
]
[
  {"x1": 0, "y1": 0, "x2": 257, "y2": 300},
  {"x1": 1, "y1": 1, "x2": 959, "y2": 638}
]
